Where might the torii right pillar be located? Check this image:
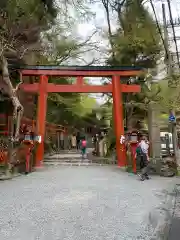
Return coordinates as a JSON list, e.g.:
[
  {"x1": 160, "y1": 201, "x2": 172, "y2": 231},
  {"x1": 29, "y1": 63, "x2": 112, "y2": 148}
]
[{"x1": 112, "y1": 75, "x2": 126, "y2": 167}]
